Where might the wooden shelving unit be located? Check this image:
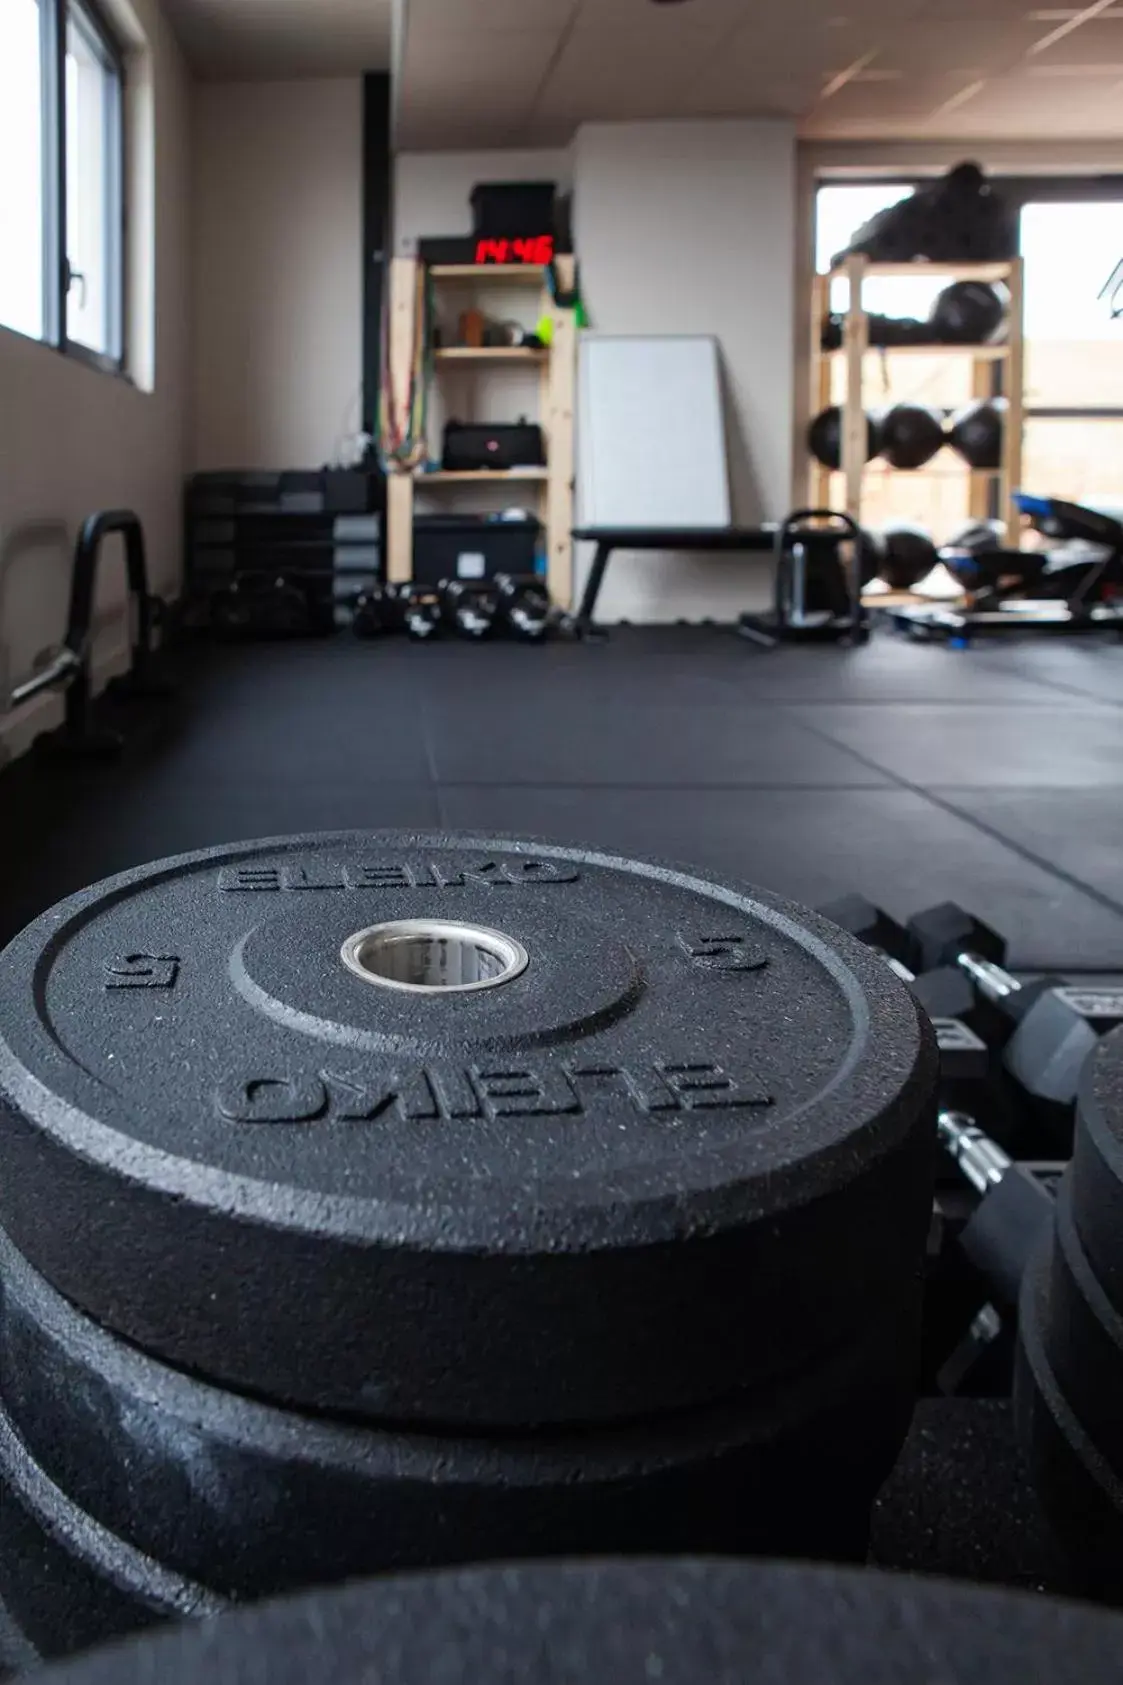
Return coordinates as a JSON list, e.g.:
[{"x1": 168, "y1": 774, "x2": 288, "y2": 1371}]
[
  {"x1": 809, "y1": 255, "x2": 1026, "y2": 537},
  {"x1": 434, "y1": 347, "x2": 548, "y2": 364},
  {"x1": 418, "y1": 468, "x2": 551, "y2": 485},
  {"x1": 824, "y1": 343, "x2": 1010, "y2": 363},
  {"x1": 429, "y1": 264, "x2": 549, "y2": 283},
  {"x1": 385, "y1": 256, "x2": 579, "y2": 605}
]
